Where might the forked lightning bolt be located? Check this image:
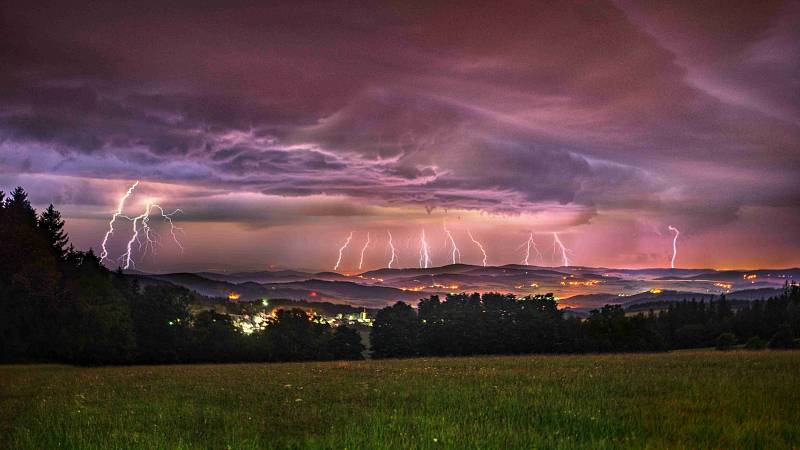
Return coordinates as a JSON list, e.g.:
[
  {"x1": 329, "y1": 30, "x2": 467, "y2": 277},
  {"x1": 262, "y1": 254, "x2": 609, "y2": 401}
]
[
  {"x1": 386, "y1": 230, "x2": 398, "y2": 269},
  {"x1": 553, "y1": 232, "x2": 570, "y2": 267},
  {"x1": 120, "y1": 203, "x2": 149, "y2": 269},
  {"x1": 333, "y1": 231, "x2": 354, "y2": 271},
  {"x1": 101, "y1": 180, "x2": 183, "y2": 269},
  {"x1": 419, "y1": 229, "x2": 431, "y2": 268},
  {"x1": 668, "y1": 225, "x2": 680, "y2": 269},
  {"x1": 520, "y1": 231, "x2": 543, "y2": 266},
  {"x1": 358, "y1": 232, "x2": 371, "y2": 270},
  {"x1": 442, "y1": 222, "x2": 461, "y2": 264},
  {"x1": 100, "y1": 180, "x2": 139, "y2": 261},
  {"x1": 119, "y1": 202, "x2": 183, "y2": 269},
  {"x1": 467, "y1": 229, "x2": 488, "y2": 267}
]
